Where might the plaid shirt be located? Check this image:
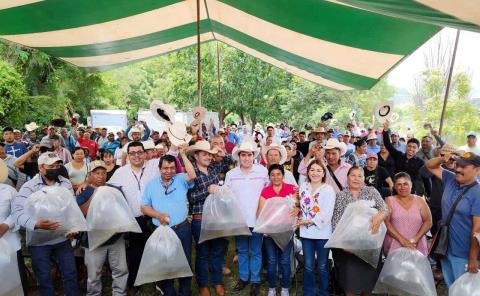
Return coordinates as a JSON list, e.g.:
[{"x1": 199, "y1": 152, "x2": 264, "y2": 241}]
[{"x1": 188, "y1": 155, "x2": 234, "y2": 215}]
